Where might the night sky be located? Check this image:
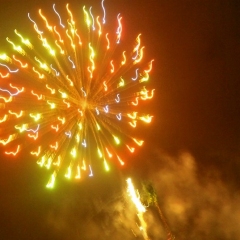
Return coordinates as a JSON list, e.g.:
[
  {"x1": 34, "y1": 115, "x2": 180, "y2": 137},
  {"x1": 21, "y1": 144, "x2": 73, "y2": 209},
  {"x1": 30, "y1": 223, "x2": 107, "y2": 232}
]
[{"x1": 0, "y1": 0, "x2": 240, "y2": 239}]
